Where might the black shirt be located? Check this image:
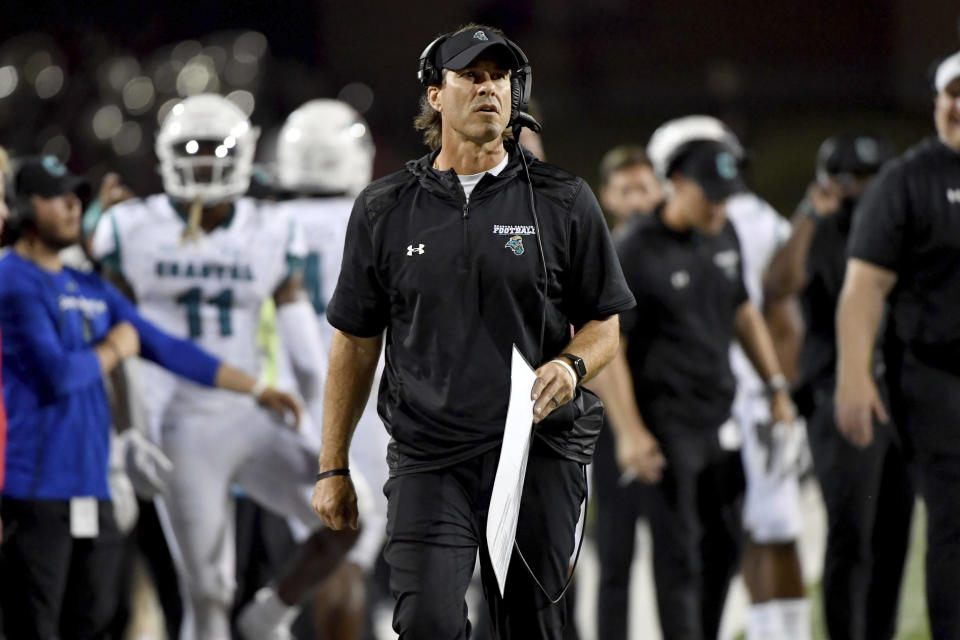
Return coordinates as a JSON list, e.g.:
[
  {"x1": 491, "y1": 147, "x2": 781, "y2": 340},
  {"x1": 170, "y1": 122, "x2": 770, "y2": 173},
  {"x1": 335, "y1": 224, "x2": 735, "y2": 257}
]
[
  {"x1": 327, "y1": 144, "x2": 635, "y2": 474},
  {"x1": 617, "y1": 204, "x2": 749, "y2": 435},
  {"x1": 798, "y1": 201, "x2": 855, "y2": 391},
  {"x1": 849, "y1": 137, "x2": 960, "y2": 369}
]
